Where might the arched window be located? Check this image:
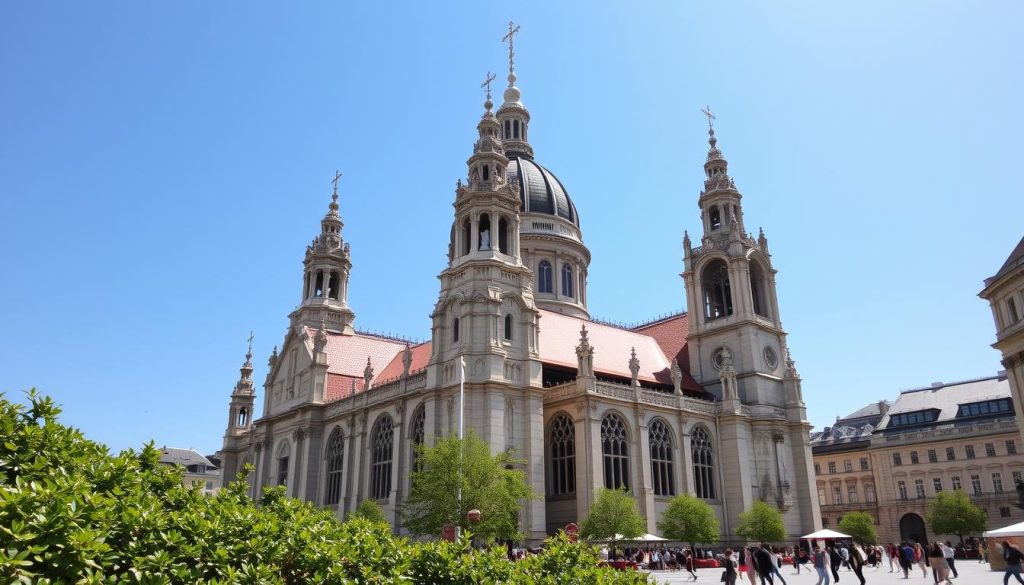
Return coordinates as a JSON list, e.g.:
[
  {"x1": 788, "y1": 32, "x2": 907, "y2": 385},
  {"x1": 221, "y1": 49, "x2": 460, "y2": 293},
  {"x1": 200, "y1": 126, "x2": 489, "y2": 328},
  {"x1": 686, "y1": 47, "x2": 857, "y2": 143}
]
[
  {"x1": 549, "y1": 413, "x2": 576, "y2": 495},
  {"x1": 277, "y1": 442, "x2": 290, "y2": 487},
  {"x1": 370, "y1": 415, "x2": 394, "y2": 500},
  {"x1": 314, "y1": 270, "x2": 324, "y2": 298},
  {"x1": 649, "y1": 419, "x2": 675, "y2": 496},
  {"x1": 410, "y1": 405, "x2": 426, "y2": 472},
  {"x1": 324, "y1": 427, "x2": 344, "y2": 505},
  {"x1": 328, "y1": 271, "x2": 340, "y2": 300},
  {"x1": 513, "y1": 119, "x2": 520, "y2": 139},
  {"x1": 692, "y1": 426, "x2": 715, "y2": 499},
  {"x1": 498, "y1": 217, "x2": 509, "y2": 254},
  {"x1": 479, "y1": 213, "x2": 491, "y2": 251},
  {"x1": 709, "y1": 206, "x2": 722, "y2": 230},
  {"x1": 561, "y1": 263, "x2": 574, "y2": 298},
  {"x1": 749, "y1": 261, "x2": 768, "y2": 318},
  {"x1": 504, "y1": 120, "x2": 511, "y2": 139},
  {"x1": 237, "y1": 408, "x2": 248, "y2": 427},
  {"x1": 452, "y1": 318, "x2": 460, "y2": 343},
  {"x1": 462, "y1": 218, "x2": 471, "y2": 256},
  {"x1": 504, "y1": 314, "x2": 513, "y2": 341},
  {"x1": 601, "y1": 414, "x2": 629, "y2": 490},
  {"x1": 538, "y1": 260, "x2": 553, "y2": 293},
  {"x1": 702, "y1": 260, "x2": 733, "y2": 320}
]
